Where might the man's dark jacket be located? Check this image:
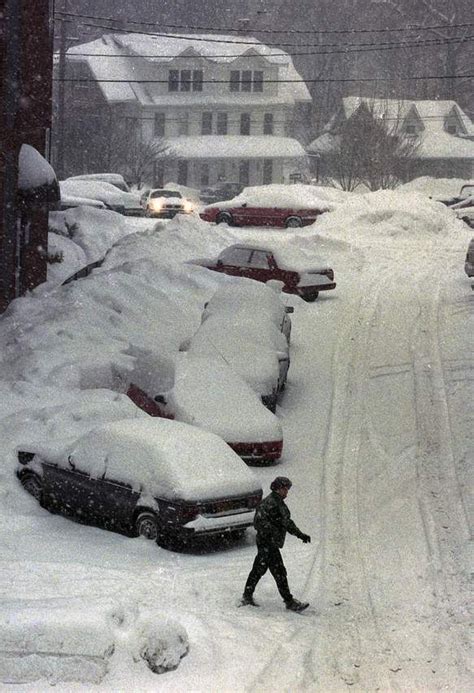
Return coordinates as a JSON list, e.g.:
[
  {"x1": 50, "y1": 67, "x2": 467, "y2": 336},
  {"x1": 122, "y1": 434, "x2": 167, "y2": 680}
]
[{"x1": 253, "y1": 491, "x2": 305, "y2": 548}]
